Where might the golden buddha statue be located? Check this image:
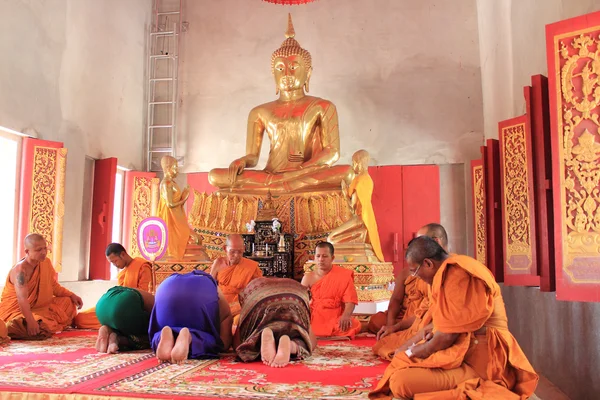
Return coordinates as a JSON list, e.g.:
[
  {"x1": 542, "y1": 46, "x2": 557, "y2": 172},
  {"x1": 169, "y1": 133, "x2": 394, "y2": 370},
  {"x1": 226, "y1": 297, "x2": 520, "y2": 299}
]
[
  {"x1": 327, "y1": 150, "x2": 385, "y2": 263},
  {"x1": 208, "y1": 14, "x2": 351, "y2": 194},
  {"x1": 157, "y1": 156, "x2": 209, "y2": 261},
  {"x1": 256, "y1": 190, "x2": 278, "y2": 220}
]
